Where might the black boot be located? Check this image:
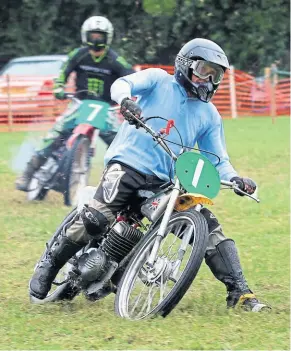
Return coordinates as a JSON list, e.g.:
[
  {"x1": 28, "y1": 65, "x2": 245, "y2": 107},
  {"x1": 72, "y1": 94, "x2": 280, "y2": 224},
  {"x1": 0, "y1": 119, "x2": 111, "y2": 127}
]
[
  {"x1": 206, "y1": 239, "x2": 270, "y2": 312},
  {"x1": 29, "y1": 236, "x2": 83, "y2": 299},
  {"x1": 15, "y1": 154, "x2": 46, "y2": 192}
]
